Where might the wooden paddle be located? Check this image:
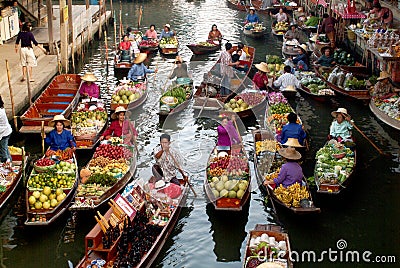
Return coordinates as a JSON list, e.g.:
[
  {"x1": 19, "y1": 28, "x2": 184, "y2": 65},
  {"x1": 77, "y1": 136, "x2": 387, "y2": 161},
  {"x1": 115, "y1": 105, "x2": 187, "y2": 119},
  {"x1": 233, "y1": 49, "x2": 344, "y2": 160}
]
[
  {"x1": 5, "y1": 60, "x2": 18, "y2": 131},
  {"x1": 166, "y1": 150, "x2": 197, "y2": 197},
  {"x1": 41, "y1": 121, "x2": 45, "y2": 155},
  {"x1": 351, "y1": 121, "x2": 390, "y2": 157}
]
